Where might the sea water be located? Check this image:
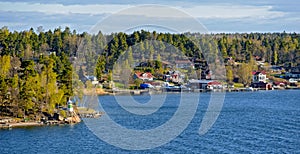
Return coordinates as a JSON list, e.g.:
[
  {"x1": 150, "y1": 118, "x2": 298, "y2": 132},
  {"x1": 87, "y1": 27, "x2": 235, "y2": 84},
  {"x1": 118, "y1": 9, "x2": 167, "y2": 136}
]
[{"x1": 0, "y1": 90, "x2": 299, "y2": 153}]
